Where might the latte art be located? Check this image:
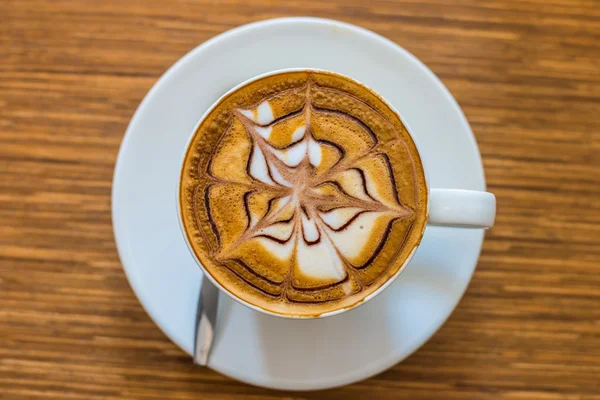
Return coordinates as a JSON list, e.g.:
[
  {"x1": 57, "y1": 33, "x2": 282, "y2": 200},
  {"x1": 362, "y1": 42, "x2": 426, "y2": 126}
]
[{"x1": 180, "y1": 71, "x2": 427, "y2": 316}]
